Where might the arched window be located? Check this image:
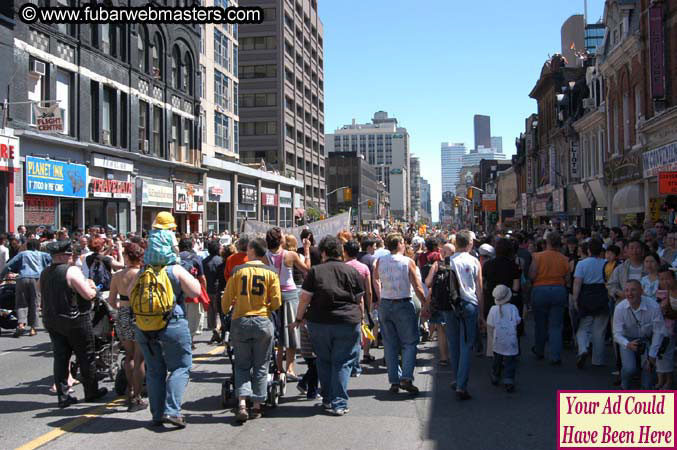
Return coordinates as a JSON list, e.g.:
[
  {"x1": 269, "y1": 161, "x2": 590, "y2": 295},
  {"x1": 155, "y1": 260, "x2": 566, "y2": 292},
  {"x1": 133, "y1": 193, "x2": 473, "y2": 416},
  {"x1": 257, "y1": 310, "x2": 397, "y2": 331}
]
[
  {"x1": 172, "y1": 46, "x2": 181, "y2": 89},
  {"x1": 183, "y1": 53, "x2": 193, "y2": 94},
  {"x1": 152, "y1": 34, "x2": 163, "y2": 79},
  {"x1": 137, "y1": 26, "x2": 148, "y2": 72}
]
